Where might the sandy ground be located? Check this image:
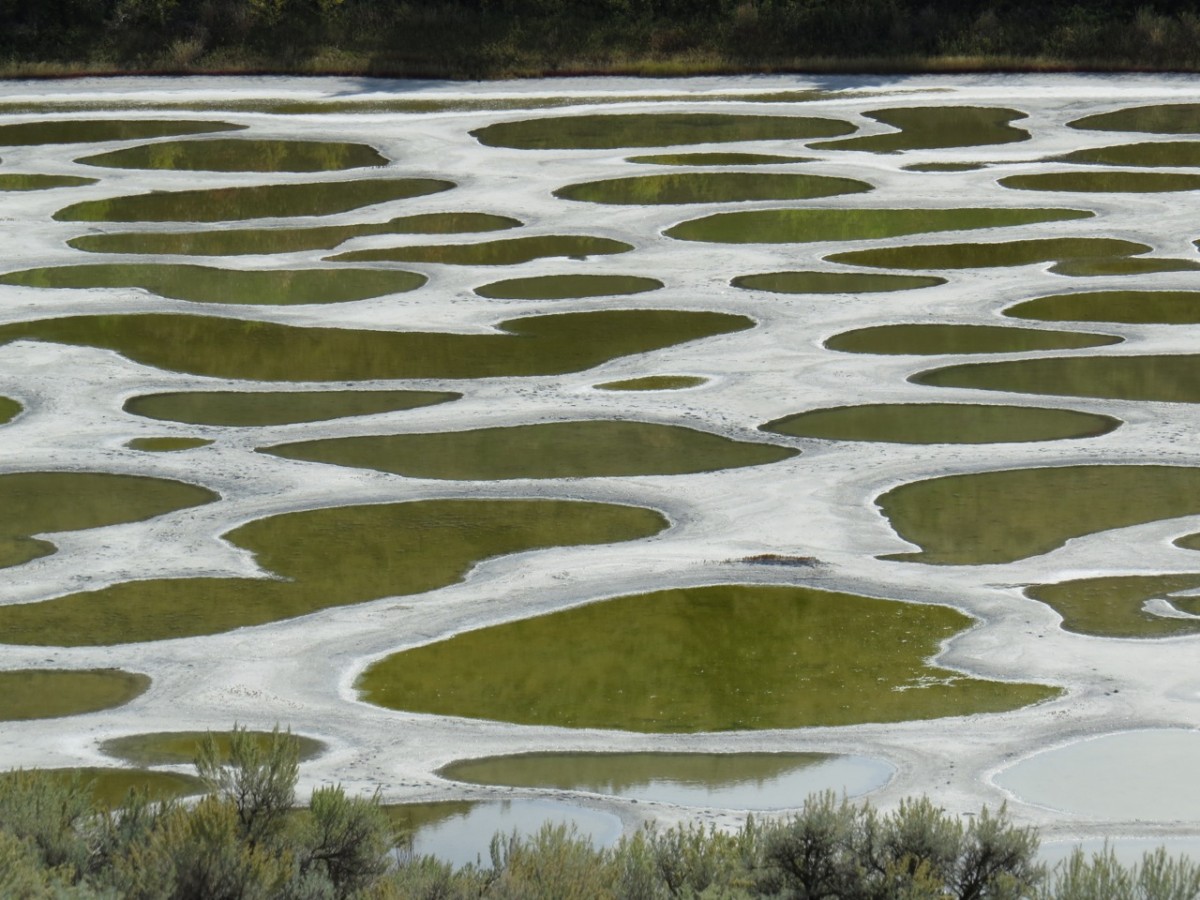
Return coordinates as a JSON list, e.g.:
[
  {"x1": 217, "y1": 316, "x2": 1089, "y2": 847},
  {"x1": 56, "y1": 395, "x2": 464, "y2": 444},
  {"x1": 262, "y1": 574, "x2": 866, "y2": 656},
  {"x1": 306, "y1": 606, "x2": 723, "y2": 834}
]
[{"x1": 2, "y1": 72, "x2": 1200, "y2": 847}]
